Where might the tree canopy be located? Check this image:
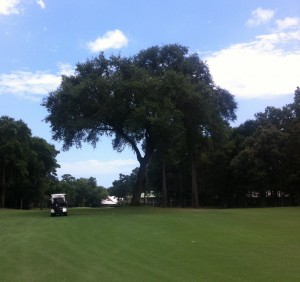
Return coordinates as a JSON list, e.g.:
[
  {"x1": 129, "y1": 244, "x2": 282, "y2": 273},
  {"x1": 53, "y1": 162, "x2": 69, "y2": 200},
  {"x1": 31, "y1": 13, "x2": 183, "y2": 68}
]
[{"x1": 0, "y1": 116, "x2": 59, "y2": 208}]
